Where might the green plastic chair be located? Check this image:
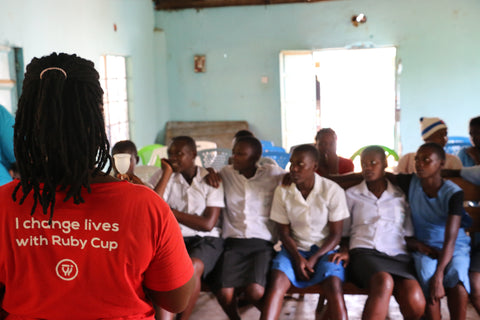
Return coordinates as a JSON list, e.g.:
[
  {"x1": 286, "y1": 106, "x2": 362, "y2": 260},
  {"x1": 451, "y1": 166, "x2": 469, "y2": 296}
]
[
  {"x1": 138, "y1": 144, "x2": 164, "y2": 167},
  {"x1": 350, "y1": 145, "x2": 399, "y2": 171},
  {"x1": 350, "y1": 145, "x2": 399, "y2": 162}
]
